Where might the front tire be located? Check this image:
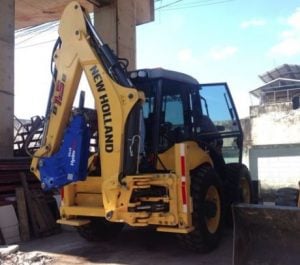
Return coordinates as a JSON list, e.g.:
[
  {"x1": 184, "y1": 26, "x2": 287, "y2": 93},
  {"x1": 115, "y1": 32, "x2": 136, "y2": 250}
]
[
  {"x1": 77, "y1": 217, "x2": 124, "y2": 241},
  {"x1": 178, "y1": 164, "x2": 223, "y2": 253}
]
